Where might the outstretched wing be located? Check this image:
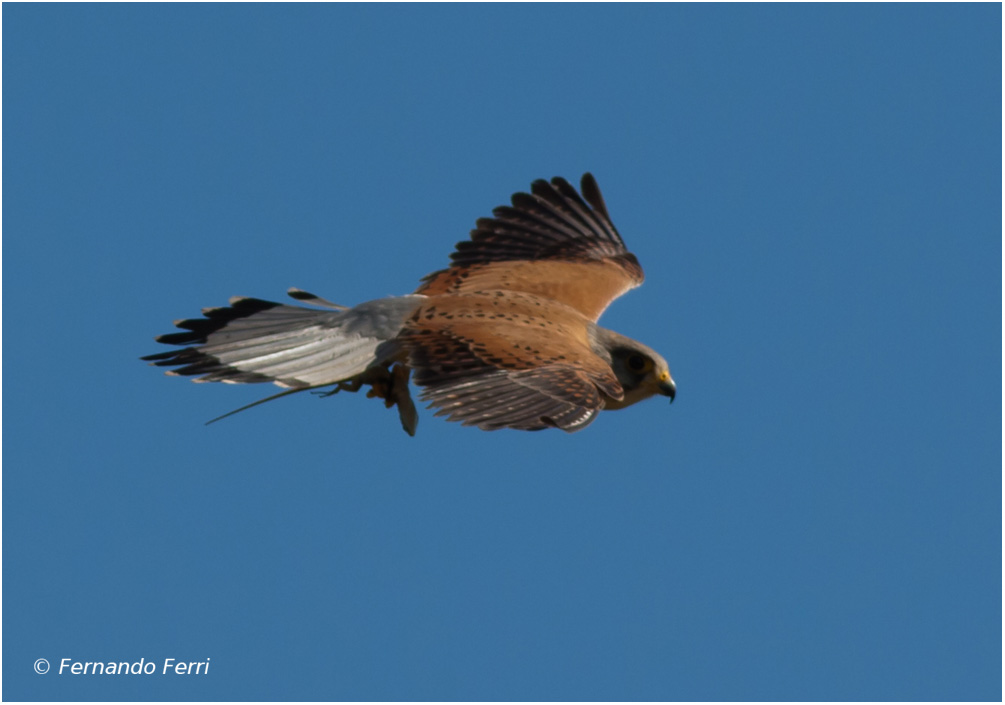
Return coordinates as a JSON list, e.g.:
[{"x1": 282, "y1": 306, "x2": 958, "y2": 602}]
[
  {"x1": 415, "y1": 173, "x2": 644, "y2": 321},
  {"x1": 400, "y1": 310, "x2": 624, "y2": 432}
]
